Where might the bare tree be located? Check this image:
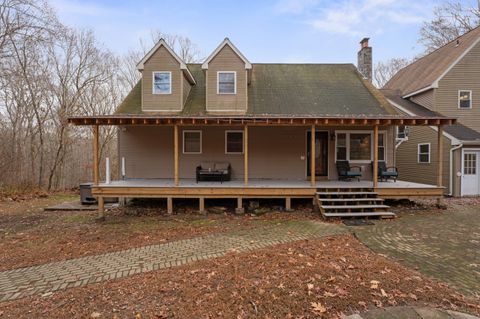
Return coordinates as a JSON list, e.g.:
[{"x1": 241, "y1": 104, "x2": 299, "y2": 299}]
[
  {"x1": 419, "y1": 1, "x2": 480, "y2": 53},
  {"x1": 373, "y1": 57, "x2": 412, "y2": 88}
]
